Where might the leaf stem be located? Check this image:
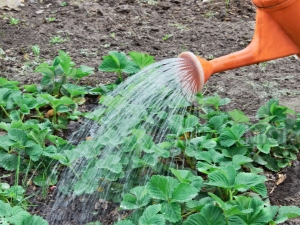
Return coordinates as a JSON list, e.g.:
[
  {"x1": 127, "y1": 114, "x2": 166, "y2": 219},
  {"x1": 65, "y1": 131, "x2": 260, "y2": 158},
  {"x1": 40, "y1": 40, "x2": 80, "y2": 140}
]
[
  {"x1": 22, "y1": 159, "x2": 31, "y2": 187},
  {"x1": 117, "y1": 71, "x2": 123, "y2": 82},
  {"x1": 182, "y1": 209, "x2": 197, "y2": 218},
  {"x1": 15, "y1": 152, "x2": 21, "y2": 186},
  {"x1": 0, "y1": 105, "x2": 10, "y2": 118},
  {"x1": 69, "y1": 166, "x2": 81, "y2": 180},
  {"x1": 229, "y1": 190, "x2": 233, "y2": 201}
]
